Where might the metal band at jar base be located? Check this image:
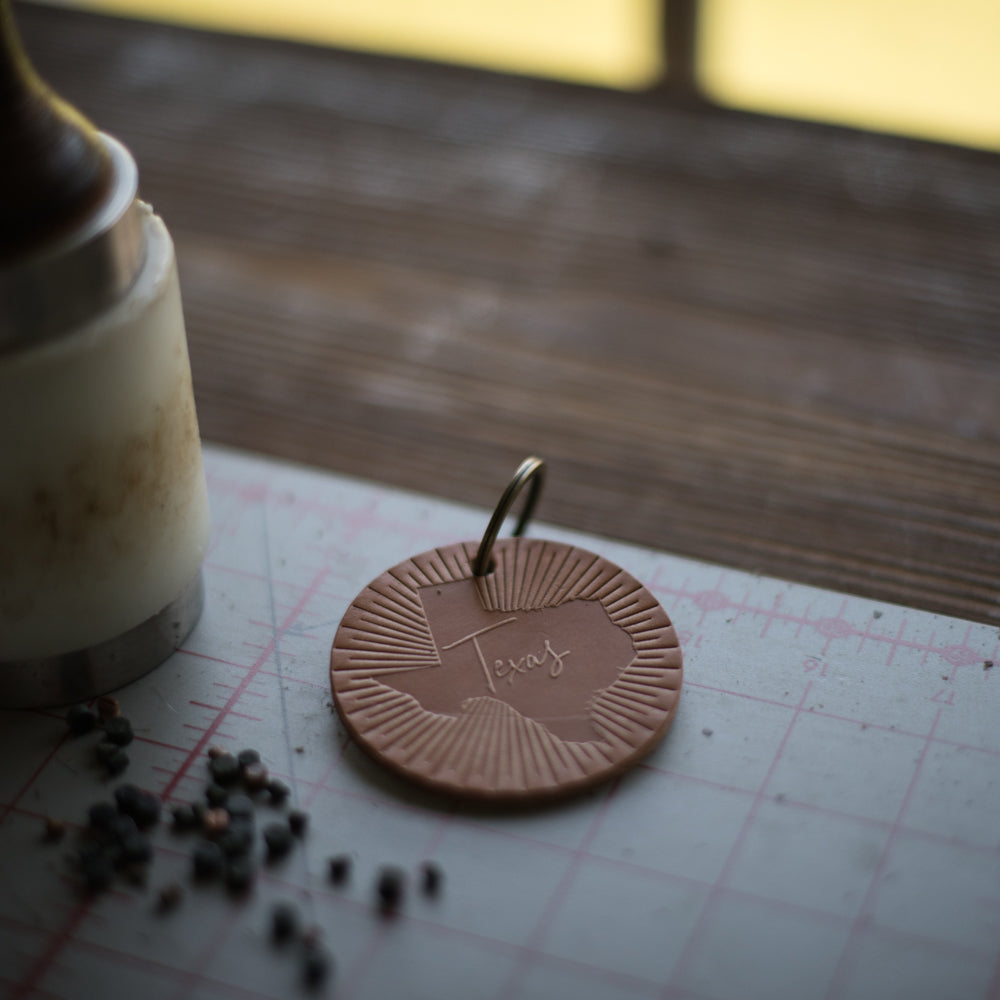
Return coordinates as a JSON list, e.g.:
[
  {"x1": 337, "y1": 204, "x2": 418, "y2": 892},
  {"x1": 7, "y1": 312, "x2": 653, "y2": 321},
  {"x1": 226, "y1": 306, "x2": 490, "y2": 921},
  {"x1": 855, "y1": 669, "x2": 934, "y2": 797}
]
[{"x1": 0, "y1": 571, "x2": 204, "y2": 709}]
